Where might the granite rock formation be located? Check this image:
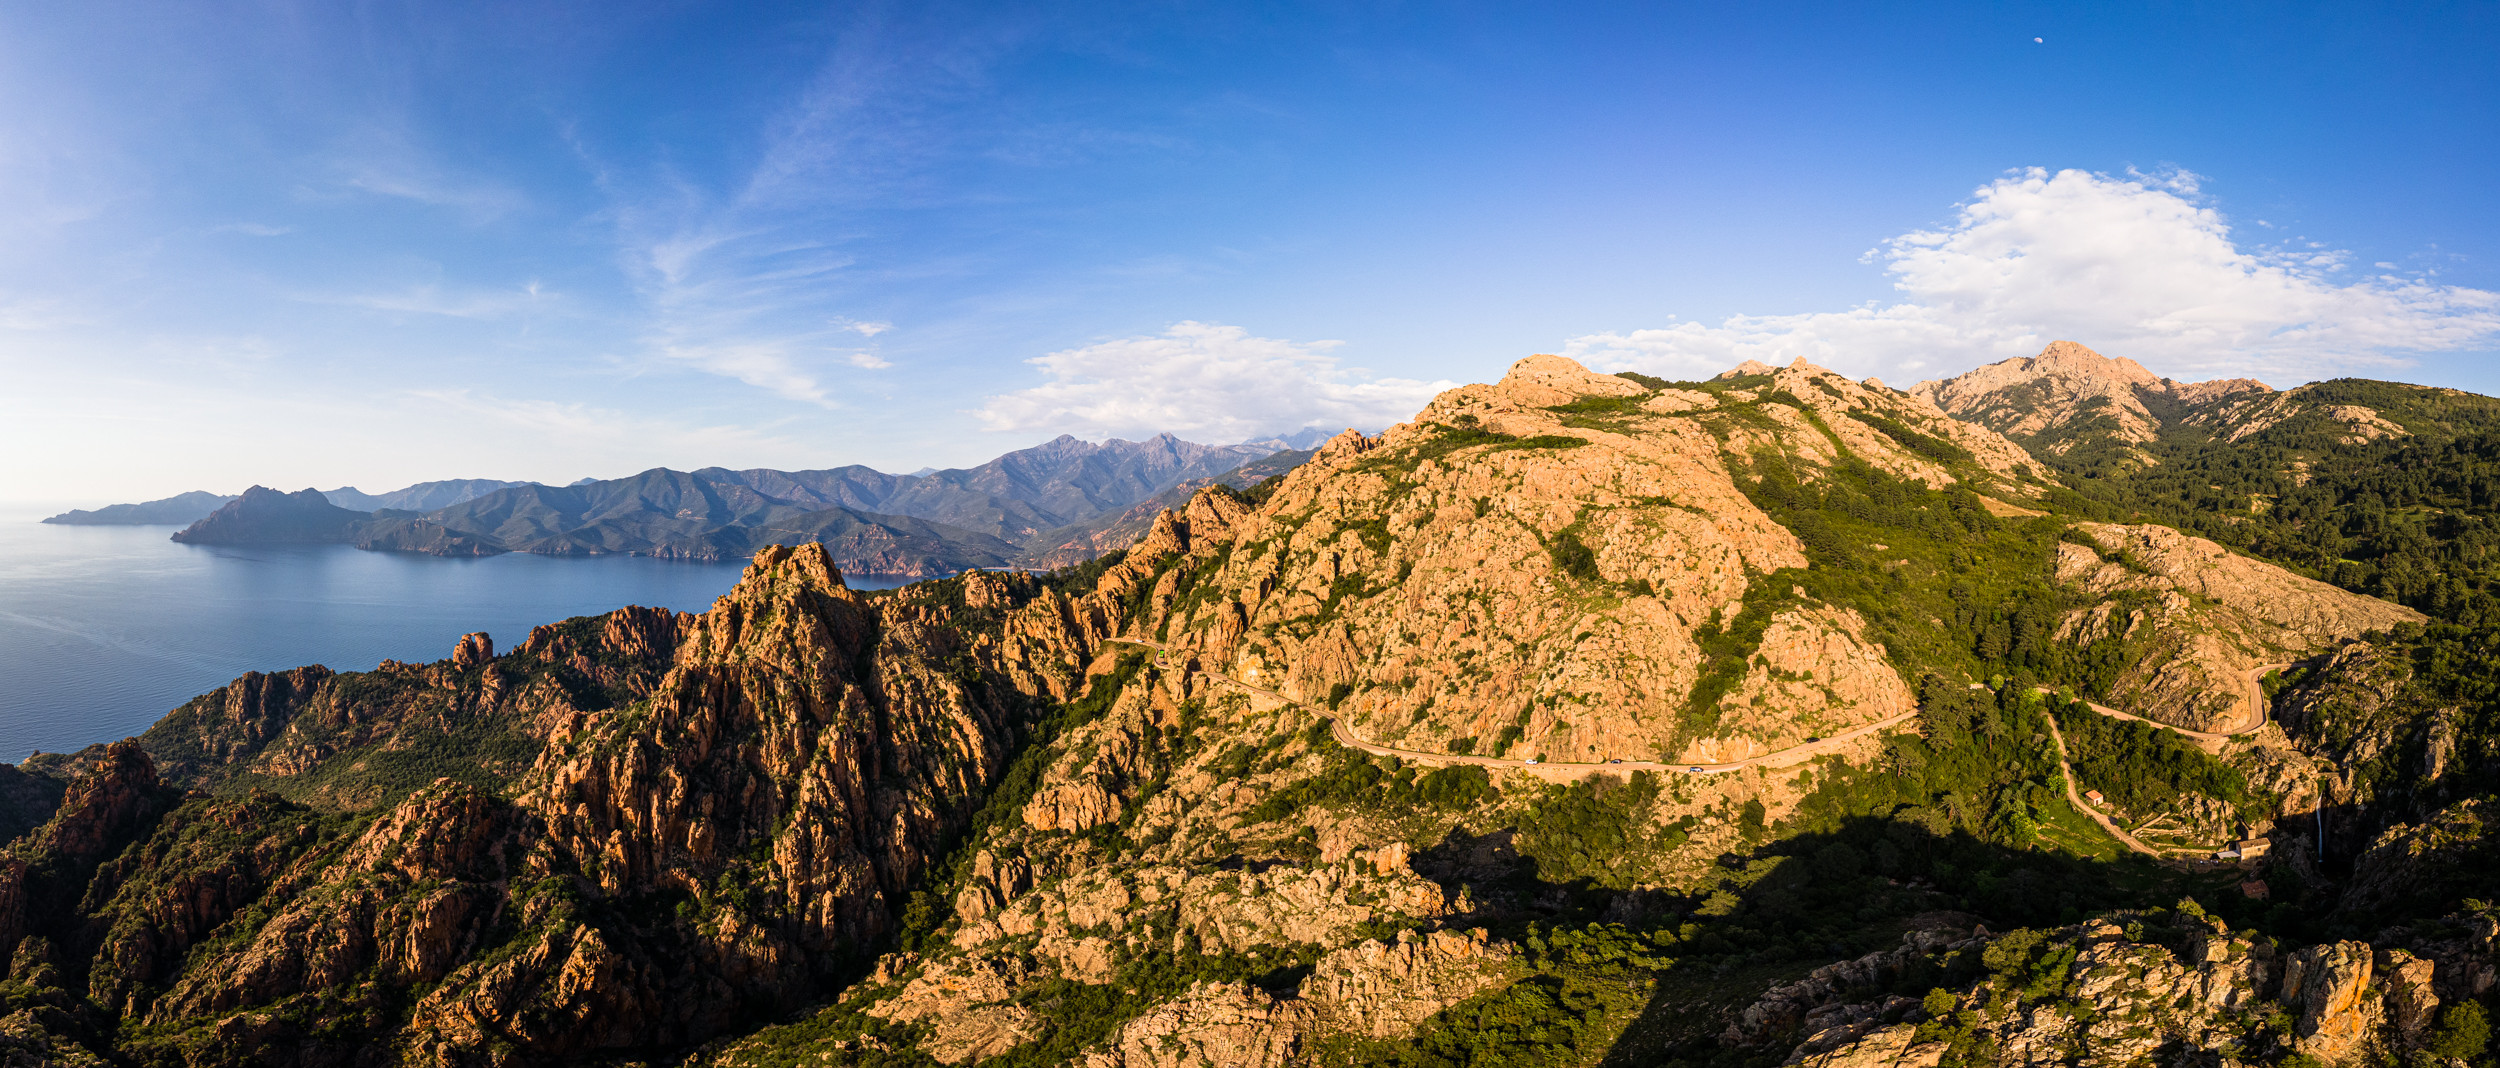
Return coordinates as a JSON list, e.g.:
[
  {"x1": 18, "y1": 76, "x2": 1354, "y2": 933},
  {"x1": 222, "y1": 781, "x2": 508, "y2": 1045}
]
[{"x1": 4, "y1": 348, "x2": 2487, "y2": 1068}]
